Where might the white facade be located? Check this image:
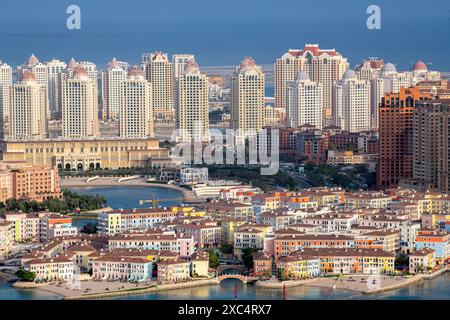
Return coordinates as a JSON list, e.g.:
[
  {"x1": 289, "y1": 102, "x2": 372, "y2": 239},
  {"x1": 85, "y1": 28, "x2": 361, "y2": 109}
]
[
  {"x1": 9, "y1": 71, "x2": 48, "y2": 140},
  {"x1": 231, "y1": 57, "x2": 265, "y2": 140},
  {"x1": 62, "y1": 66, "x2": 99, "y2": 138},
  {"x1": 46, "y1": 59, "x2": 67, "y2": 119},
  {"x1": 119, "y1": 66, "x2": 153, "y2": 138},
  {"x1": 101, "y1": 58, "x2": 128, "y2": 120},
  {"x1": 172, "y1": 54, "x2": 195, "y2": 79},
  {"x1": 286, "y1": 71, "x2": 323, "y2": 129},
  {"x1": 0, "y1": 62, "x2": 13, "y2": 125},
  {"x1": 175, "y1": 60, "x2": 209, "y2": 142},
  {"x1": 333, "y1": 70, "x2": 371, "y2": 132},
  {"x1": 145, "y1": 52, "x2": 174, "y2": 121}
]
